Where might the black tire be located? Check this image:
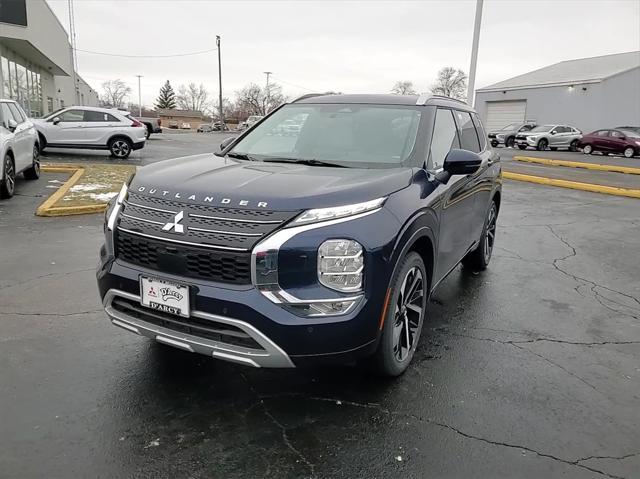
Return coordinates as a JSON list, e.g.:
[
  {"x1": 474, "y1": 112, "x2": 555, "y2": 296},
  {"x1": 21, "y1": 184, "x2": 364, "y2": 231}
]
[
  {"x1": 1, "y1": 154, "x2": 16, "y2": 199},
  {"x1": 462, "y1": 200, "x2": 498, "y2": 272},
  {"x1": 490, "y1": 140, "x2": 498, "y2": 148},
  {"x1": 109, "y1": 137, "x2": 133, "y2": 159},
  {"x1": 582, "y1": 144, "x2": 593, "y2": 154},
  {"x1": 506, "y1": 136, "x2": 515, "y2": 148},
  {"x1": 371, "y1": 252, "x2": 428, "y2": 377},
  {"x1": 536, "y1": 138, "x2": 548, "y2": 151},
  {"x1": 145, "y1": 126, "x2": 151, "y2": 140},
  {"x1": 569, "y1": 139, "x2": 579, "y2": 152},
  {"x1": 38, "y1": 133, "x2": 47, "y2": 153},
  {"x1": 517, "y1": 144, "x2": 527, "y2": 150},
  {"x1": 23, "y1": 143, "x2": 41, "y2": 180}
]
